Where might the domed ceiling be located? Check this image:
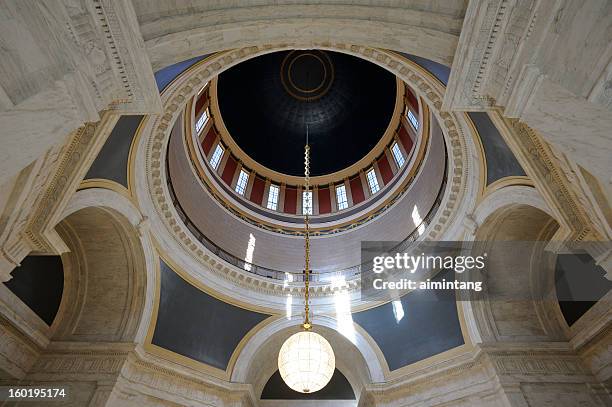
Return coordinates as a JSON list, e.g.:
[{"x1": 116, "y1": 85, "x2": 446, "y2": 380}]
[{"x1": 217, "y1": 50, "x2": 397, "y2": 176}]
